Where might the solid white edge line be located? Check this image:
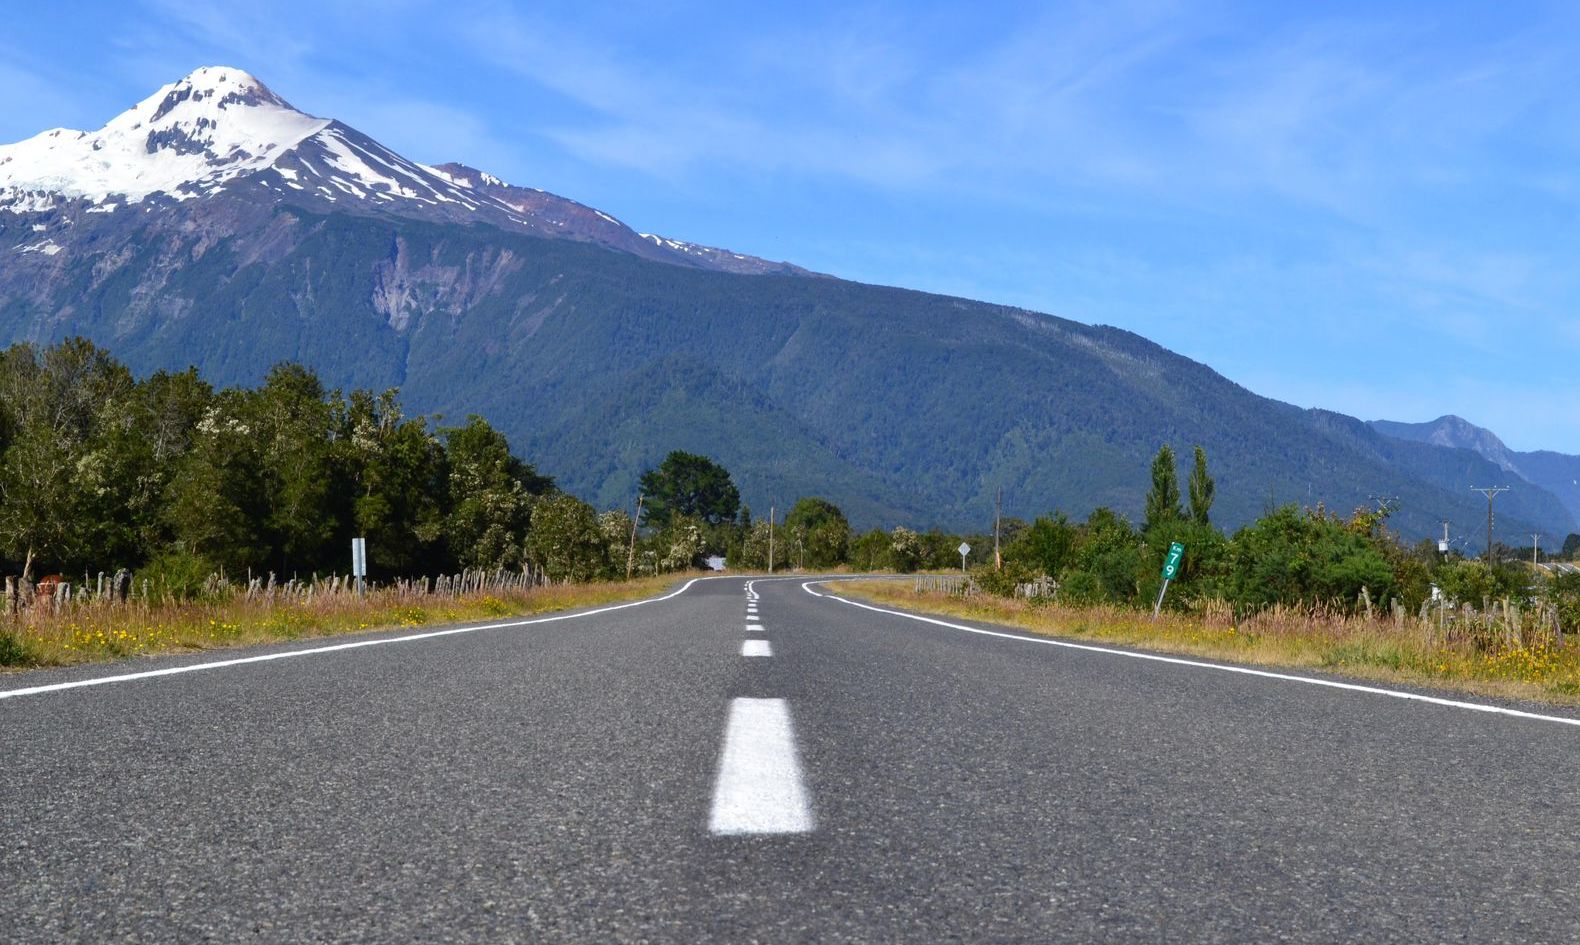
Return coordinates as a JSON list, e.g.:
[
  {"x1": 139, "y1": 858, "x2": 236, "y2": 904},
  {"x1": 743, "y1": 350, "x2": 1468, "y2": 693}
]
[
  {"x1": 801, "y1": 581, "x2": 1580, "y2": 730},
  {"x1": 708, "y1": 697, "x2": 814, "y2": 835},
  {"x1": 0, "y1": 576, "x2": 734, "y2": 702}
]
